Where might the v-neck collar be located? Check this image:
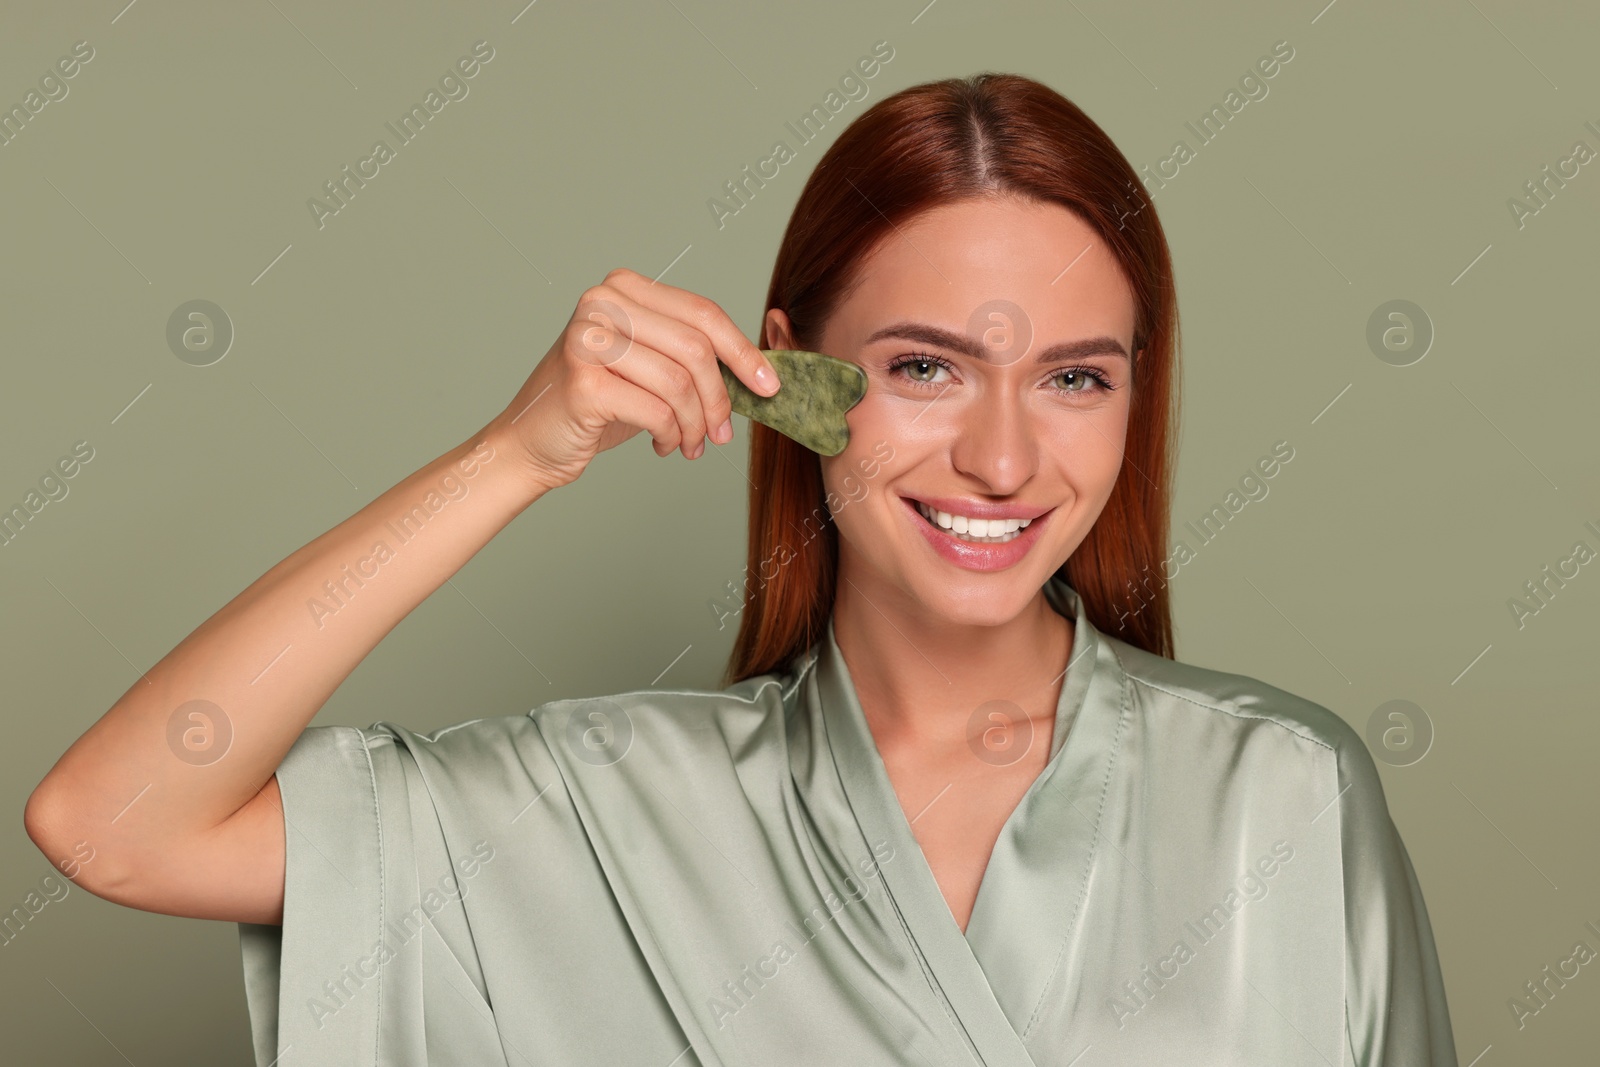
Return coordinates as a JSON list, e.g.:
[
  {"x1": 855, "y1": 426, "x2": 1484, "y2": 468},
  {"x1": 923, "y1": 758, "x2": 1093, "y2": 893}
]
[{"x1": 806, "y1": 573, "x2": 1129, "y2": 1056}]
